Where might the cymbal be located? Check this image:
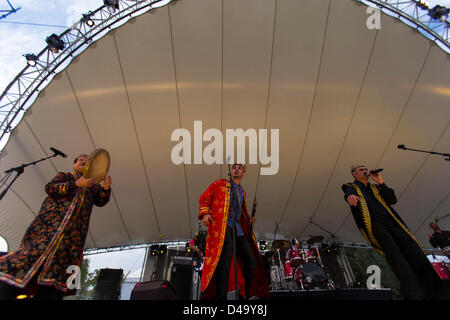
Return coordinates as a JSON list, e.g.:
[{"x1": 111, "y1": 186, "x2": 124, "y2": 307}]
[
  {"x1": 271, "y1": 240, "x2": 290, "y2": 250},
  {"x1": 306, "y1": 235, "x2": 324, "y2": 245}
]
